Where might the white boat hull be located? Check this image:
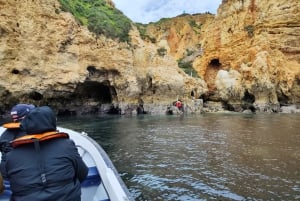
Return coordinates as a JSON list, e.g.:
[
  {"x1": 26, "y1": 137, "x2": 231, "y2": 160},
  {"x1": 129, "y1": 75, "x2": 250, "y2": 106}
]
[{"x1": 0, "y1": 126, "x2": 132, "y2": 201}]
